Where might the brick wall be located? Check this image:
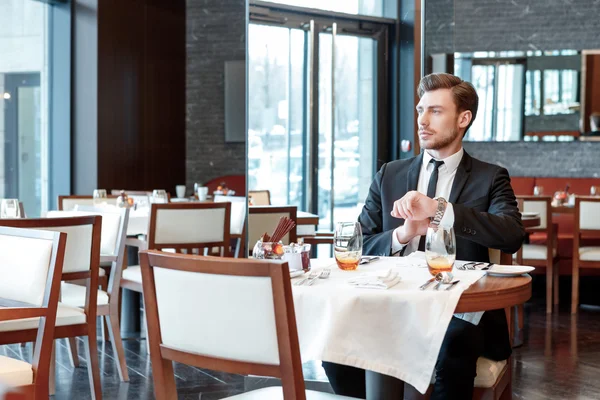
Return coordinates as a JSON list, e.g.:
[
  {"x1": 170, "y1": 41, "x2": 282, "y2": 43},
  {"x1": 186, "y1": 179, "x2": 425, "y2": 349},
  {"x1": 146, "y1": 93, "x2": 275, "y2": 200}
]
[
  {"x1": 186, "y1": 0, "x2": 246, "y2": 191},
  {"x1": 463, "y1": 142, "x2": 600, "y2": 178},
  {"x1": 426, "y1": 0, "x2": 600, "y2": 54}
]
